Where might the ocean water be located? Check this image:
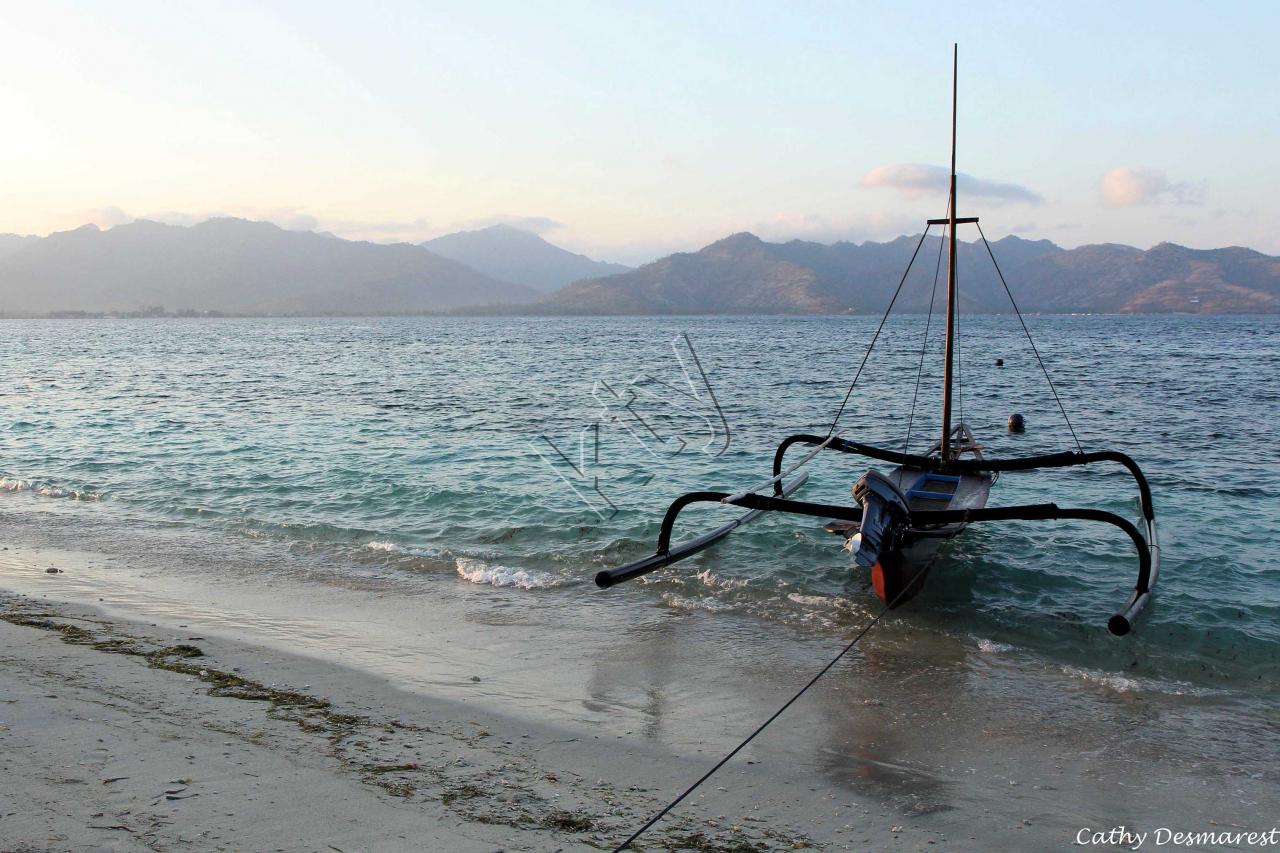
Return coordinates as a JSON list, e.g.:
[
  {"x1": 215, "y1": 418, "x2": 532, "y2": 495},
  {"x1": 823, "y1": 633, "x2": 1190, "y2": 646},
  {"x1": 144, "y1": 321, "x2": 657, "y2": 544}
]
[{"x1": 0, "y1": 314, "x2": 1277, "y2": 698}]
